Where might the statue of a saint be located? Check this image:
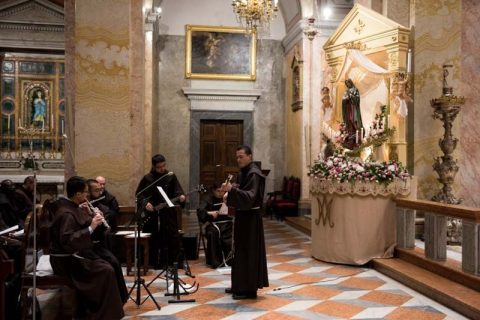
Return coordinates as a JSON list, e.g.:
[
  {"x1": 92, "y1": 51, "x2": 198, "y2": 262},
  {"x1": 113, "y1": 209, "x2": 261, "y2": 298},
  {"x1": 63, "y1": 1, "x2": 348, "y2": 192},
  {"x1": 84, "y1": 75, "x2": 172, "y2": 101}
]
[
  {"x1": 341, "y1": 78, "x2": 363, "y2": 149},
  {"x1": 32, "y1": 89, "x2": 46, "y2": 124},
  {"x1": 321, "y1": 87, "x2": 333, "y2": 122}
]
